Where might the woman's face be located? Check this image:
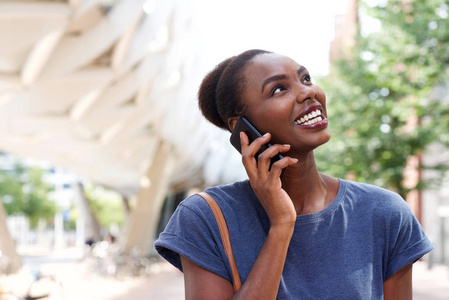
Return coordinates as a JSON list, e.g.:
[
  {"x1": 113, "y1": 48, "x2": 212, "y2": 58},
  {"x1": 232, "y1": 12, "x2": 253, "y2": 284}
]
[{"x1": 240, "y1": 53, "x2": 330, "y2": 154}]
